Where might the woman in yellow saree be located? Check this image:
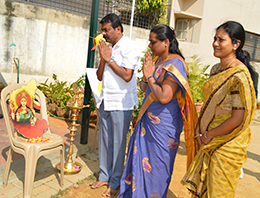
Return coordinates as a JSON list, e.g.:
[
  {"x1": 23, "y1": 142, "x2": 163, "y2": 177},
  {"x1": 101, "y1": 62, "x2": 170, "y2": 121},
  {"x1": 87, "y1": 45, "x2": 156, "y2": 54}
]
[{"x1": 181, "y1": 21, "x2": 256, "y2": 197}]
